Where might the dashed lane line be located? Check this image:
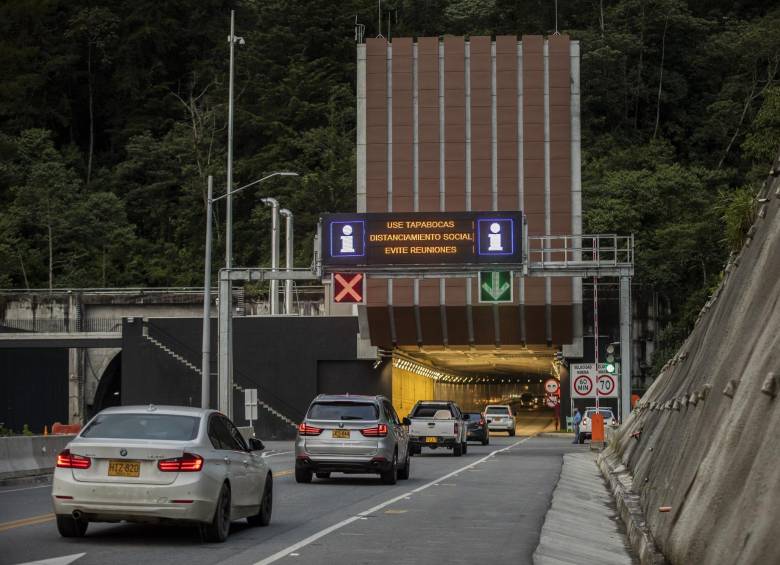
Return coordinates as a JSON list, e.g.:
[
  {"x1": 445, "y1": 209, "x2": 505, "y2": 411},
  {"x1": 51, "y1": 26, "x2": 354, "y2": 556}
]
[{"x1": 252, "y1": 437, "x2": 531, "y2": 565}]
